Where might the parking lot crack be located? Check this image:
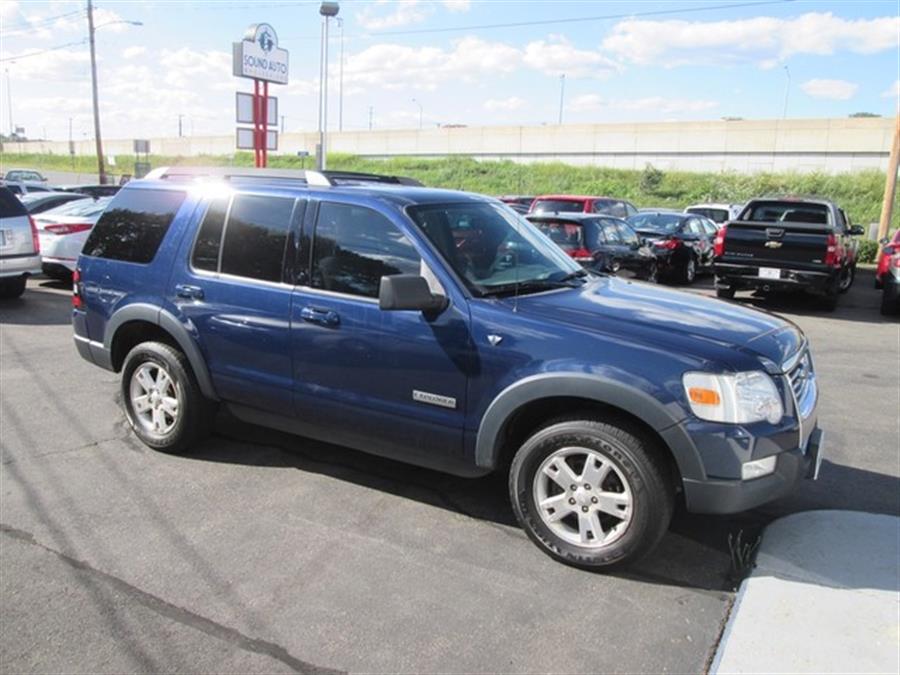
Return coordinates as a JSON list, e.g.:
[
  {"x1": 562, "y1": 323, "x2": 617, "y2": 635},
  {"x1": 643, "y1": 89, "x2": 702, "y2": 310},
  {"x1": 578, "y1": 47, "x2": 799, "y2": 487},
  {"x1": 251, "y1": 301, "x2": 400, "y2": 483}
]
[
  {"x1": 0, "y1": 523, "x2": 344, "y2": 675},
  {"x1": 1, "y1": 435, "x2": 131, "y2": 466}
]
